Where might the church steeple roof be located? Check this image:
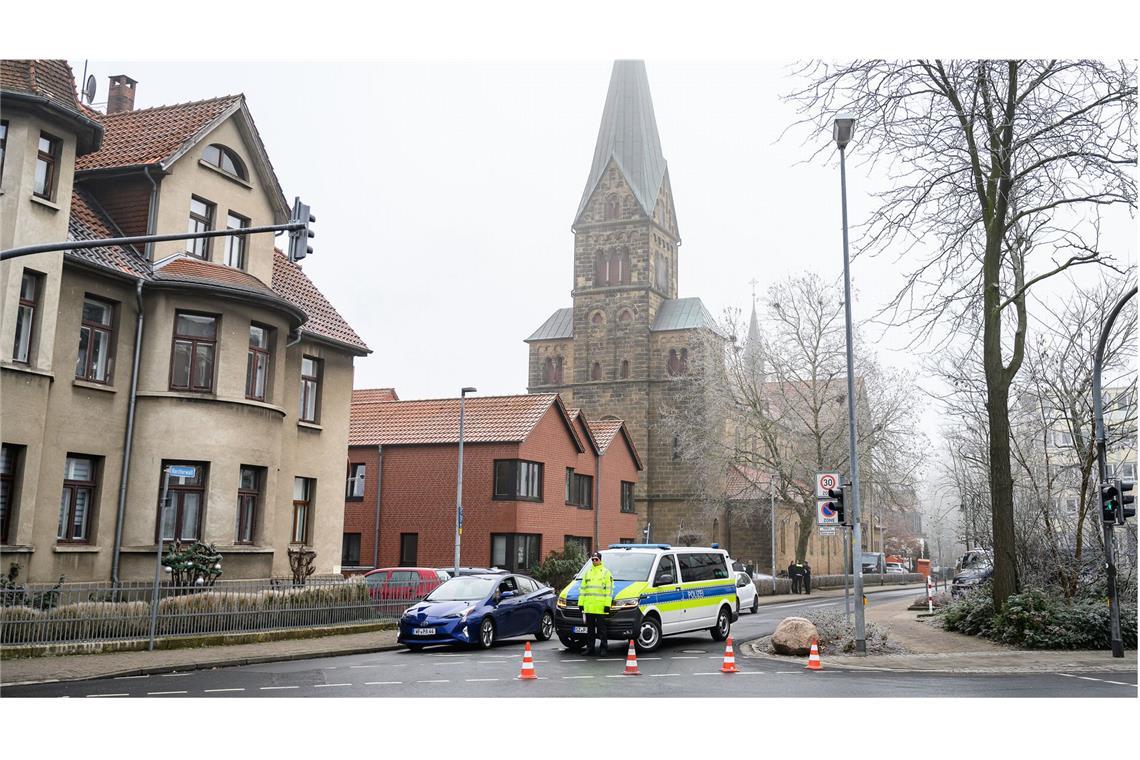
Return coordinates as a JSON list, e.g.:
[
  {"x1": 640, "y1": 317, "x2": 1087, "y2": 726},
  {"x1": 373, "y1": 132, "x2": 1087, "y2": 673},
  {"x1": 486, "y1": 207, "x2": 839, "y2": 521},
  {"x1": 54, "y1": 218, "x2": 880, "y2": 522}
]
[{"x1": 574, "y1": 60, "x2": 668, "y2": 226}]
